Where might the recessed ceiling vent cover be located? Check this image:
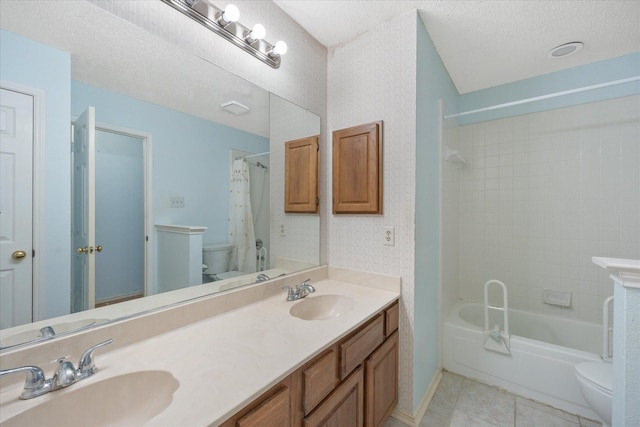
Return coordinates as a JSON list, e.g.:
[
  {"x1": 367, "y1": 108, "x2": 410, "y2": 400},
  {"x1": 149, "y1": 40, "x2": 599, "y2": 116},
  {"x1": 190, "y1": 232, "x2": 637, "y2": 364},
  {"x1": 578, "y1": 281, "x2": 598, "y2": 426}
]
[
  {"x1": 547, "y1": 42, "x2": 584, "y2": 59},
  {"x1": 221, "y1": 101, "x2": 250, "y2": 115}
]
